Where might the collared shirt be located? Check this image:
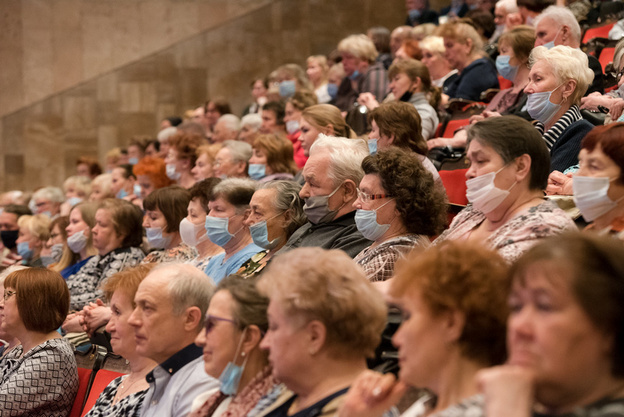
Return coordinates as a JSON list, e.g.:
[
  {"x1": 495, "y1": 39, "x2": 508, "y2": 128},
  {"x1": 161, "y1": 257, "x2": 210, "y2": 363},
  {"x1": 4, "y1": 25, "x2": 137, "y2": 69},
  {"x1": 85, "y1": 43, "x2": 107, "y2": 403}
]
[{"x1": 141, "y1": 343, "x2": 220, "y2": 417}]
